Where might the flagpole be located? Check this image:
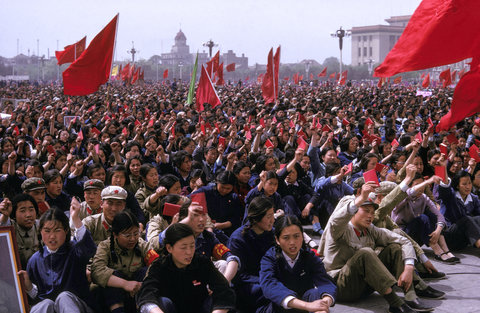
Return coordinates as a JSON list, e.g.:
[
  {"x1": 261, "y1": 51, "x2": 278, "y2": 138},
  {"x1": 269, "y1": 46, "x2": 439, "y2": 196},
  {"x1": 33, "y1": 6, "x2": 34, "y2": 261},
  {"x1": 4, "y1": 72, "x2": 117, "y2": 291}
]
[{"x1": 109, "y1": 13, "x2": 120, "y2": 82}]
